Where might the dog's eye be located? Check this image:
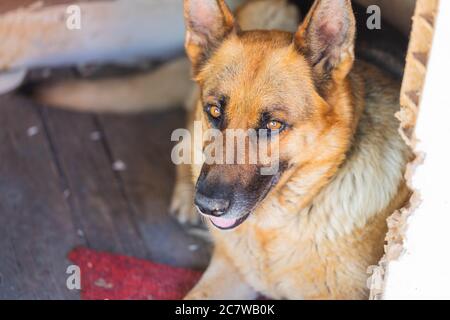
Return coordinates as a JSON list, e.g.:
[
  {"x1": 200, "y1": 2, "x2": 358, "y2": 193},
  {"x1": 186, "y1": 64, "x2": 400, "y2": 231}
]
[
  {"x1": 207, "y1": 105, "x2": 222, "y2": 119},
  {"x1": 267, "y1": 120, "x2": 284, "y2": 131}
]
